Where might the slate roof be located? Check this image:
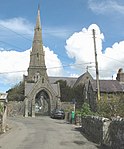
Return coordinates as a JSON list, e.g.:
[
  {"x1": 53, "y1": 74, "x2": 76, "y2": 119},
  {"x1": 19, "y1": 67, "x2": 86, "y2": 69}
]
[
  {"x1": 49, "y1": 76, "x2": 77, "y2": 87},
  {"x1": 51, "y1": 84, "x2": 60, "y2": 96},
  {"x1": 74, "y1": 71, "x2": 93, "y2": 87},
  {"x1": 90, "y1": 80, "x2": 124, "y2": 93}
]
